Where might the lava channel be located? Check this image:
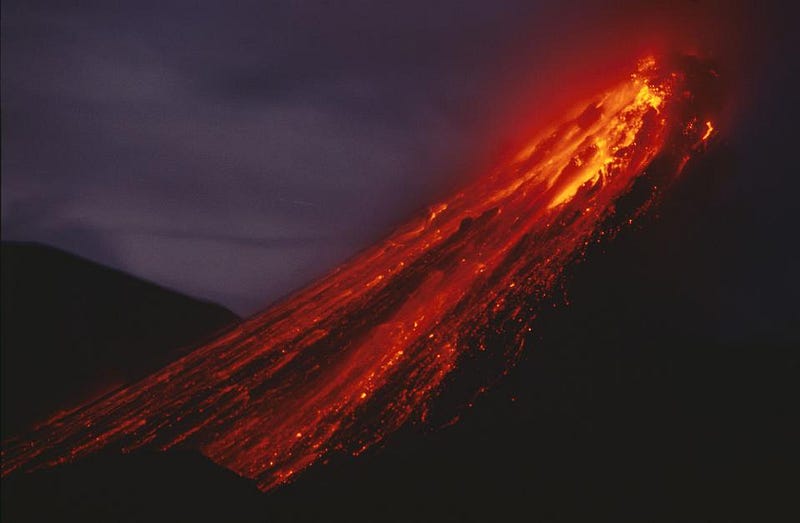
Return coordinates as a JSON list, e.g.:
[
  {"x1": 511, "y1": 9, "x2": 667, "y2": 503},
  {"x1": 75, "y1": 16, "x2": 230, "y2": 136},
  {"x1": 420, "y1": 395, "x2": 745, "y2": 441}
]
[{"x1": 2, "y1": 55, "x2": 721, "y2": 491}]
